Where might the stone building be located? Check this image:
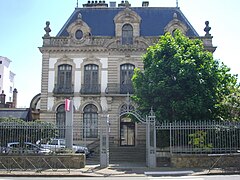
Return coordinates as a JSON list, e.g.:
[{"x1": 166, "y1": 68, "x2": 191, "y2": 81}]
[{"x1": 39, "y1": 1, "x2": 215, "y2": 162}]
